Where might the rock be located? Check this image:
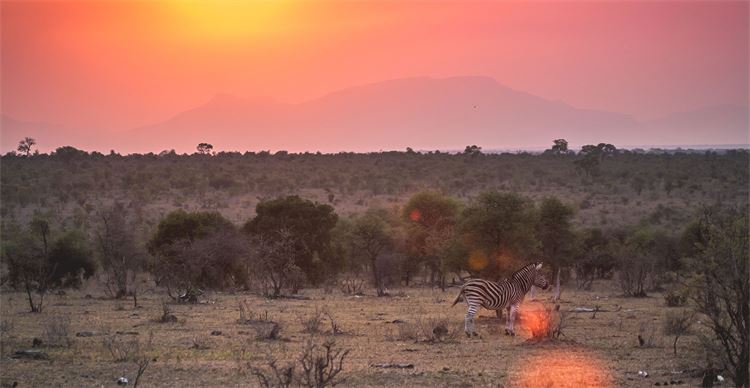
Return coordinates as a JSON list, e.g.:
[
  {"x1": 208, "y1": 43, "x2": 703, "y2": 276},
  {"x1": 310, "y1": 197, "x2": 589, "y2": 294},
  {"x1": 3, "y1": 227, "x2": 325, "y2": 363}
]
[
  {"x1": 76, "y1": 331, "x2": 99, "y2": 337},
  {"x1": 371, "y1": 363, "x2": 414, "y2": 369},
  {"x1": 433, "y1": 324, "x2": 448, "y2": 338},
  {"x1": 12, "y1": 349, "x2": 49, "y2": 360},
  {"x1": 117, "y1": 376, "x2": 129, "y2": 385},
  {"x1": 211, "y1": 330, "x2": 222, "y2": 336},
  {"x1": 390, "y1": 319, "x2": 406, "y2": 324},
  {"x1": 32, "y1": 338, "x2": 43, "y2": 347}
]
